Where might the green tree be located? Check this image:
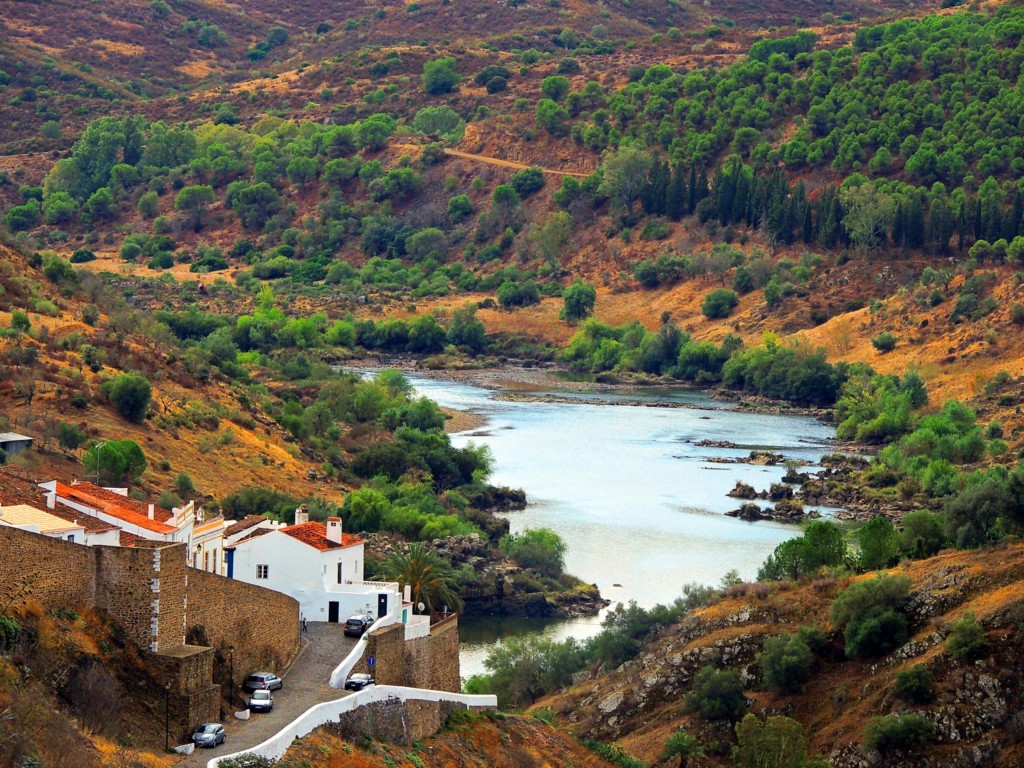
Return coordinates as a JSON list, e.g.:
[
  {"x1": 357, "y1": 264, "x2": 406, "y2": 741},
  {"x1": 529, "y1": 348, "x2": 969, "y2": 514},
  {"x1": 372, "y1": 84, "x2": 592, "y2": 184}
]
[
  {"x1": 105, "y1": 373, "x2": 152, "y2": 423},
  {"x1": 56, "y1": 421, "x2": 87, "y2": 455},
  {"x1": 85, "y1": 187, "x2": 115, "y2": 221},
  {"x1": 759, "y1": 632, "x2": 813, "y2": 693},
  {"x1": 137, "y1": 190, "x2": 159, "y2": 219},
  {"x1": 899, "y1": 510, "x2": 946, "y2": 558},
  {"x1": 733, "y1": 714, "x2": 811, "y2": 768},
  {"x1": 43, "y1": 192, "x2": 78, "y2": 225},
  {"x1": 412, "y1": 105, "x2": 464, "y2": 139},
  {"x1": 600, "y1": 145, "x2": 653, "y2": 215},
  {"x1": 541, "y1": 75, "x2": 571, "y2": 101},
  {"x1": 893, "y1": 664, "x2": 933, "y2": 704},
  {"x1": 701, "y1": 288, "x2": 739, "y2": 319},
  {"x1": 830, "y1": 575, "x2": 911, "y2": 658},
  {"x1": 857, "y1": 516, "x2": 899, "y2": 570},
  {"x1": 379, "y1": 543, "x2": 463, "y2": 613},
  {"x1": 174, "y1": 184, "x2": 215, "y2": 232},
  {"x1": 535, "y1": 99, "x2": 570, "y2": 136},
  {"x1": 530, "y1": 211, "x2": 572, "y2": 266},
  {"x1": 82, "y1": 440, "x2": 147, "y2": 486},
  {"x1": 447, "y1": 194, "x2": 473, "y2": 221},
  {"x1": 560, "y1": 279, "x2": 596, "y2": 322},
  {"x1": 422, "y1": 57, "x2": 460, "y2": 95},
  {"x1": 945, "y1": 611, "x2": 987, "y2": 659},
  {"x1": 684, "y1": 666, "x2": 747, "y2": 721},
  {"x1": 499, "y1": 528, "x2": 567, "y2": 577},
  {"x1": 863, "y1": 714, "x2": 933, "y2": 755},
  {"x1": 840, "y1": 182, "x2": 895, "y2": 251}
]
